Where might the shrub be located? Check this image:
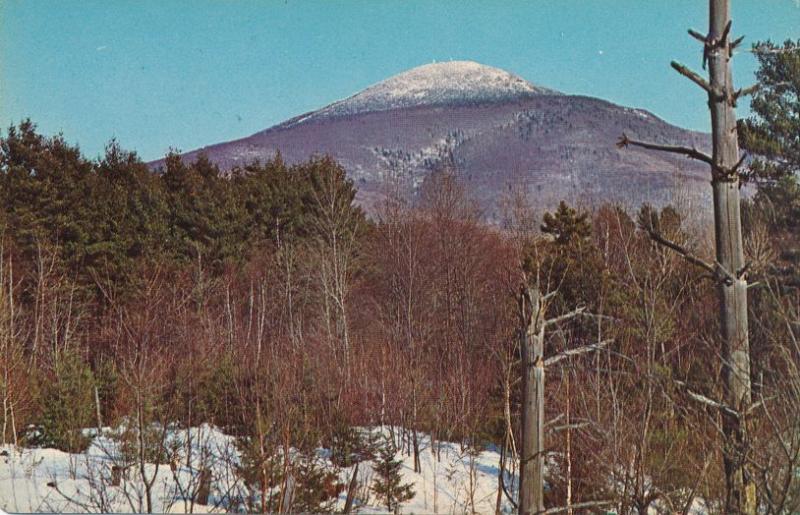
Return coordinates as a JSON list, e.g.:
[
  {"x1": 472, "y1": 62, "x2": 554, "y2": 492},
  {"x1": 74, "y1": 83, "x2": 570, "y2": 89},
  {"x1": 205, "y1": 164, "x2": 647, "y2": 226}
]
[
  {"x1": 38, "y1": 353, "x2": 96, "y2": 452},
  {"x1": 372, "y1": 436, "x2": 414, "y2": 513}
]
